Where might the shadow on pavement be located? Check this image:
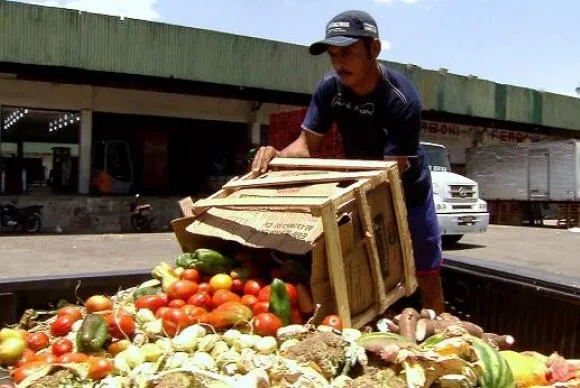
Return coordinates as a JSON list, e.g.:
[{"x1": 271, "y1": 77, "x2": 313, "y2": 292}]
[{"x1": 443, "y1": 242, "x2": 486, "y2": 251}]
